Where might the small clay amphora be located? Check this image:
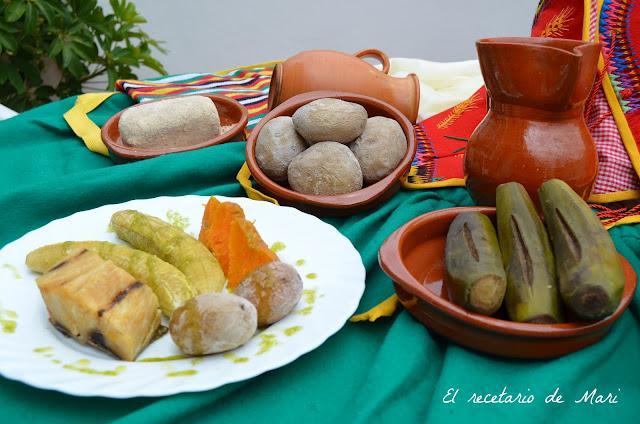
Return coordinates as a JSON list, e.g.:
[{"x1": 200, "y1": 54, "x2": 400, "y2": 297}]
[
  {"x1": 464, "y1": 37, "x2": 601, "y2": 205},
  {"x1": 268, "y1": 49, "x2": 420, "y2": 122}
]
